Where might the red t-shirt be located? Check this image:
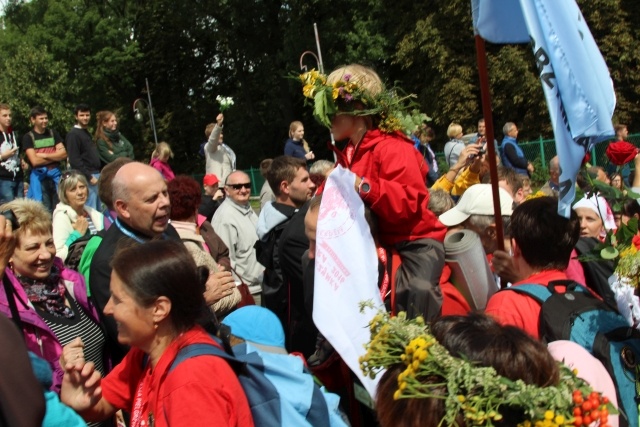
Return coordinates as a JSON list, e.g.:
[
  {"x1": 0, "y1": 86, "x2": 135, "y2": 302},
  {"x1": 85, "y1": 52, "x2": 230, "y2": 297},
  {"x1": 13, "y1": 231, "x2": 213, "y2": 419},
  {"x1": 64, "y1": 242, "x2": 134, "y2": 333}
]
[
  {"x1": 101, "y1": 326, "x2": 254, "y2": 427},
  {"x1": 484, "y1": 270, "x2": 568, "y2": 339},
  {"x1": 439, "y1": 264, "x2": 472, "y2": 316}
]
